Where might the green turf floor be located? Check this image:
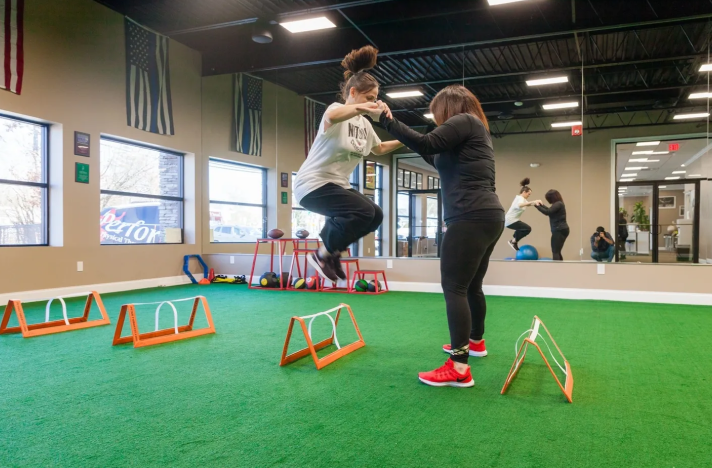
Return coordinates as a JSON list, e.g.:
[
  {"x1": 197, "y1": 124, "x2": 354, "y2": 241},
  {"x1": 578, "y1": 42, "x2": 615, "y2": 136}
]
[{"x1": 1, "y1": 285, "x2": 711, "y2": 467}]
